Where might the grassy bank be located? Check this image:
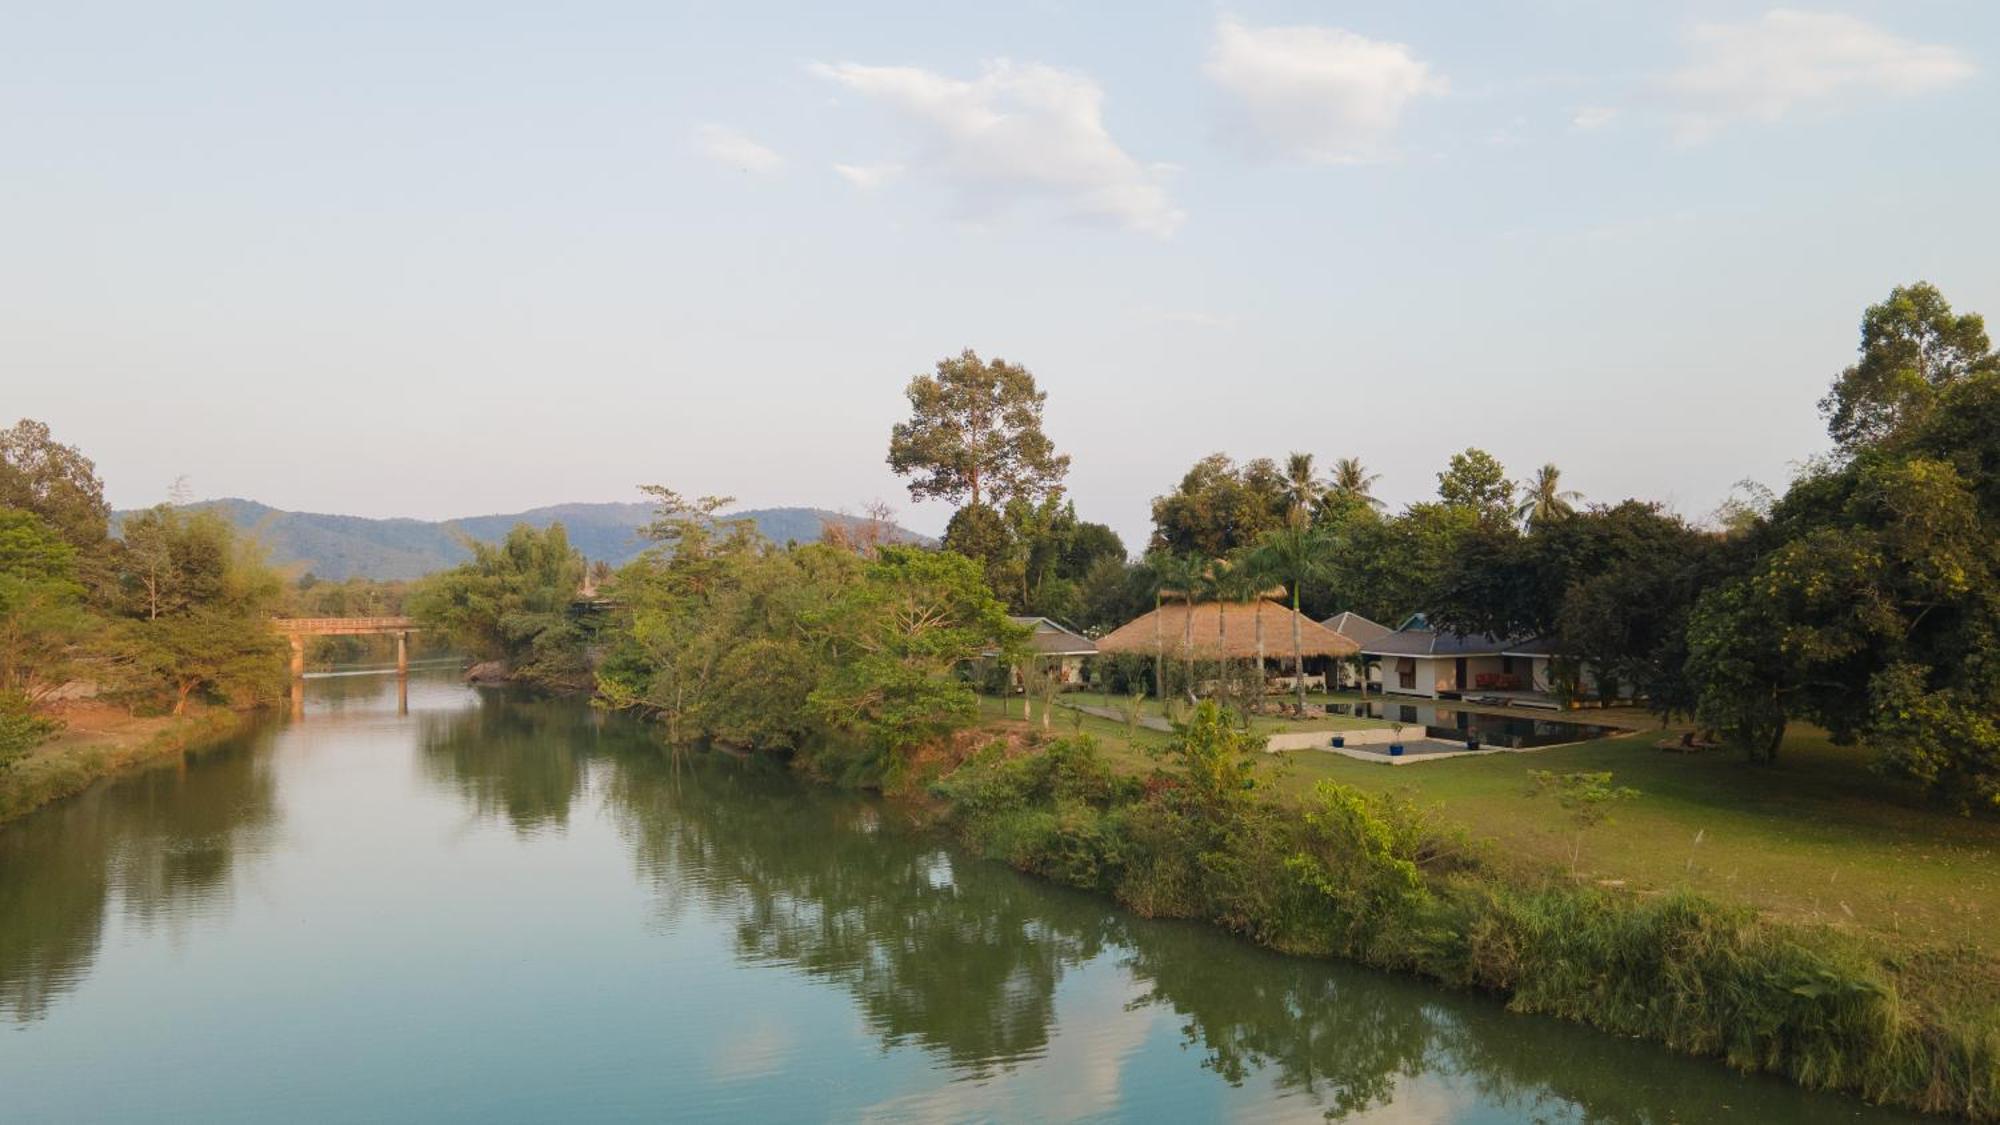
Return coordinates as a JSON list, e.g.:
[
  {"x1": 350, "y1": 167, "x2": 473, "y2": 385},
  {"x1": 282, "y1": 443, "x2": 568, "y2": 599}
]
[
  {"x1": 0, "y1": 706, "x2": 250, "y2": 825},
  {"x1": 936, "y1": 698, "x2": 1999, "y2": 1119}
]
